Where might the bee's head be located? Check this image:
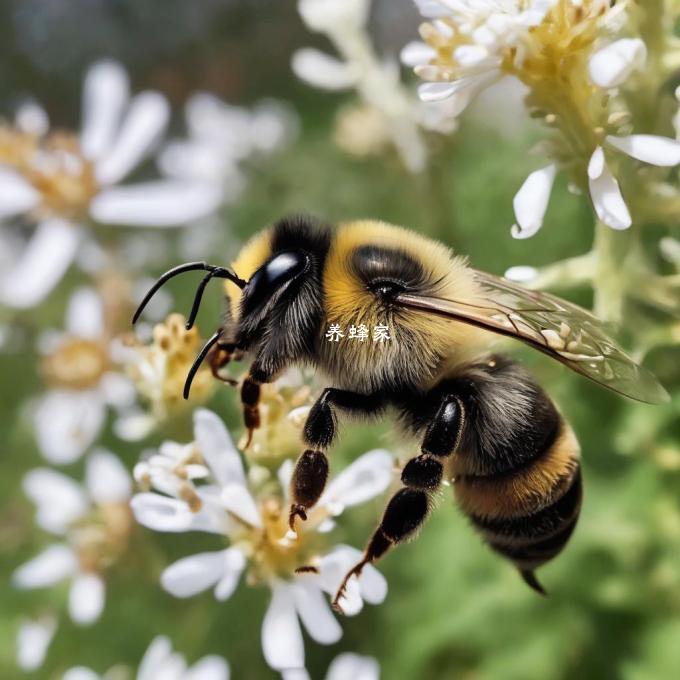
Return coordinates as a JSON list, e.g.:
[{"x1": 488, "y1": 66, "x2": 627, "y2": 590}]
[
  {"x1": 234, "y1": 248, "x2": 311, "y2": 346},
  {"x1": 132, "y1": 215, "x2": 331, "y2": 391}
]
